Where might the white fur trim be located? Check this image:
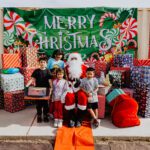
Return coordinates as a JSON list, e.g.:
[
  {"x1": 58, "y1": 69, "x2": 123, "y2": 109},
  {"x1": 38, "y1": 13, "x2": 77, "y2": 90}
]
[
  {"x1": 77, "y1": 104, "x2": 86, "y2": 110},
  {"x1": 67, "y1": 53, "x2": 83, "y2": 63},
  {"x1": 65, "y1": 104, "x2": 75, "y2": 110}
]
